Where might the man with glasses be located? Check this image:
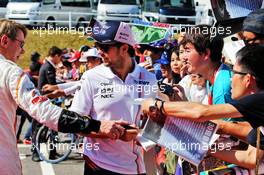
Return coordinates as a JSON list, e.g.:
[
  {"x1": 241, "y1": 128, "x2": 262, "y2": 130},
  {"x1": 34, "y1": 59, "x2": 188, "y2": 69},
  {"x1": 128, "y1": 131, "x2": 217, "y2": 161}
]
[
  {"x1": 69, "y1": 19, "x2": 158, "y2": 175},
  {"x1": 142, "y1": 44, "x2": 264, "y2": 171},
  {"x1": 242, "y1": 8, "x2": 264, "y2": 45},
  {"x1": 0, "y1": 19, "x2": 126, "y2": 175}
]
